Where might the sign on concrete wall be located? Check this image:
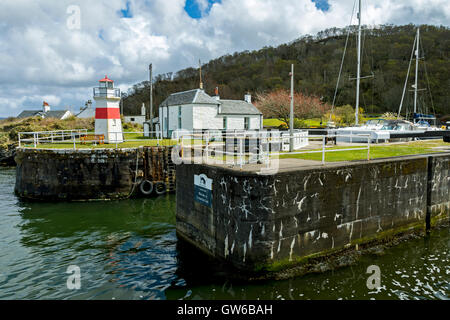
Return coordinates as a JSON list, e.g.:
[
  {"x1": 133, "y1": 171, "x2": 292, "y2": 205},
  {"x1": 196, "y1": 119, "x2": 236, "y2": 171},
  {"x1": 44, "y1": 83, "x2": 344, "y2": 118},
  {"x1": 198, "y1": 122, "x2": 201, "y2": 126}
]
[{"x1": 194, "y1": 174, "x2": 213, "y2": 208}]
